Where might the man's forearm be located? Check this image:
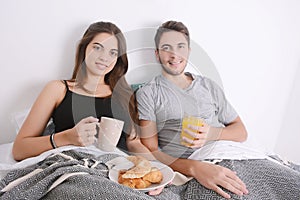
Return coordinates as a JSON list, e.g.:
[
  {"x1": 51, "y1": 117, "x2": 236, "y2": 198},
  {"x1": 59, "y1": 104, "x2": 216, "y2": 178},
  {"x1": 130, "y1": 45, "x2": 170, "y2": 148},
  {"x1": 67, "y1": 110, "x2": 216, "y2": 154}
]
[
  {"x1": 151, "y1": 150, "x2": 195, "y2": 177},
  {"x1": 126, "y1": 137, "x2": 156, "y2": 160},
  {"x1": 208, "y1": 117, "x2": 247, "y2": 142}
]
